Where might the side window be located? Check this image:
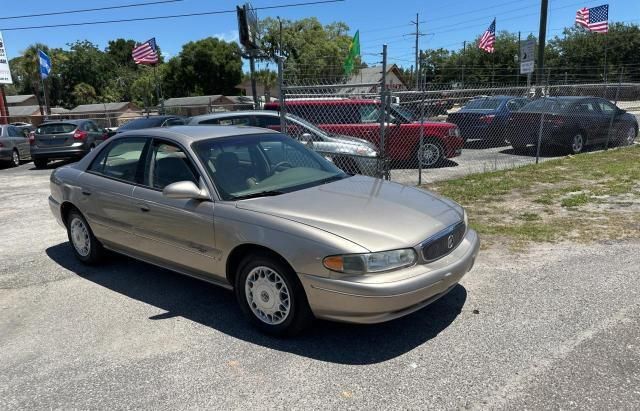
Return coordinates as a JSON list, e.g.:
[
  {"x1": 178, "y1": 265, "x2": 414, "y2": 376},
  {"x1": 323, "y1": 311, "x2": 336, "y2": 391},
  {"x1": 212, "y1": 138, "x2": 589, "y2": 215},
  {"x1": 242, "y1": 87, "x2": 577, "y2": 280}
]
[
  {"x1": 89, "y1": 138, "x2": 147, "y2": 183},
  {"x1": 164, "y1": 118, "x2": 184, "y2": 126},
  {"x1": 360, "y1": 105, "x2": 380, "y2": 123},
  {"x1": 90, "y1": 122, "x2": 100, "y2": 132},
  {"x1": 8, "y1": 126, "x2": 20, "y2": 137},
  {"x1": 506, "y1": 99, "x2": 527, "y2": 111},
  {"x1": 147, "y1": 141, "x2": 199, "y2": 190},
  {"x1": 575, "y1": 102, "x2": 597, "y2": 114},
  {"x1": 598, "y1": 101, "x2": 616, "y2": 115},
  {"x1": 199, "y1": 118, "x2": 221, "y2": 125},
  {"x1": 254, "y1": 116, "x2": 281, "y2": 130}
]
